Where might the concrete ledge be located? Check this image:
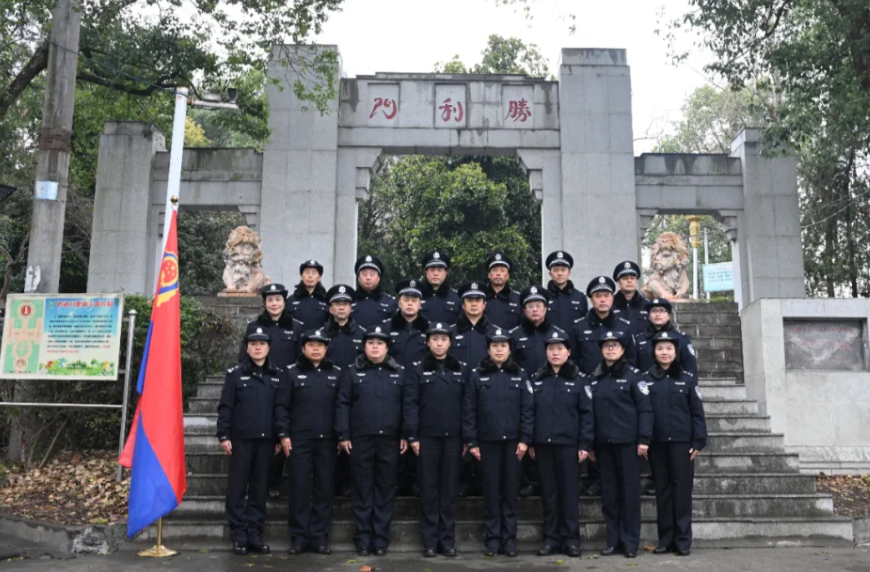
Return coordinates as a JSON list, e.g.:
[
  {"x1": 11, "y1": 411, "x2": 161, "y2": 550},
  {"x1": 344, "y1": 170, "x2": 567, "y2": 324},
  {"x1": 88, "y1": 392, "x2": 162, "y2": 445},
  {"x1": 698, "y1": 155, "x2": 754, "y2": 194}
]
[{"x1": 0, "y1": 512, "x2": 127, "y2": 556}]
